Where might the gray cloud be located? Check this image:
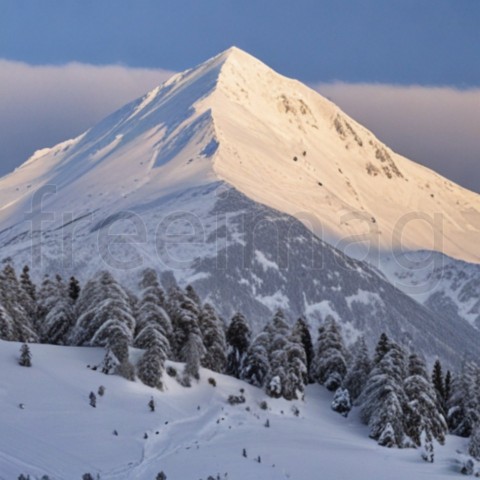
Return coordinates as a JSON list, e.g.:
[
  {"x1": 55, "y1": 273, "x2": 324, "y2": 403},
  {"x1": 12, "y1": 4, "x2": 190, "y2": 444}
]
[
  {"x1": 0, "y1": 59, "x2": 174, "y2": 177},
  {"x1": 314, "y1": 82, "x2": 480, "y2": 193},
  {"x1": 0, "y1": 59, "x2": 478, "y2": 196}
]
